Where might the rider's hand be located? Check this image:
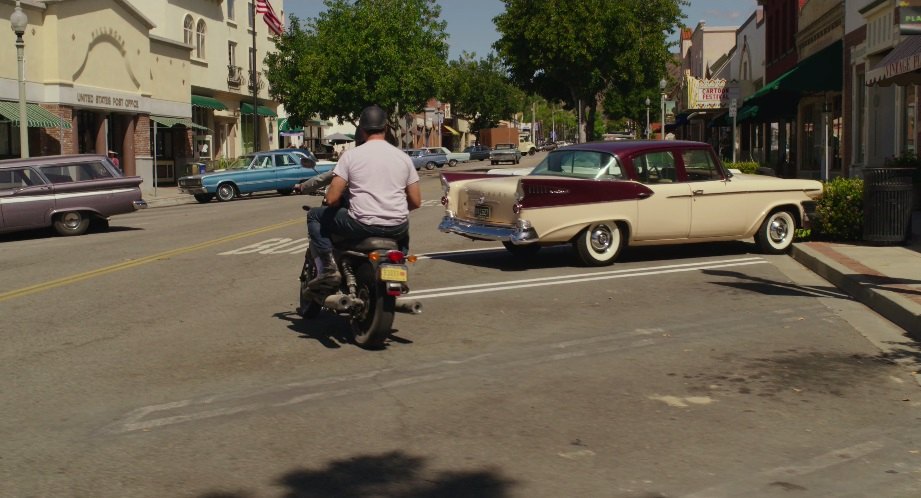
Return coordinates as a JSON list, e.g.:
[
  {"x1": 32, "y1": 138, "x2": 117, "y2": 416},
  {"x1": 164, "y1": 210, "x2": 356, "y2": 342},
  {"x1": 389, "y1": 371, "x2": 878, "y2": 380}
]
[{"x1": 293, "y1": 183, "x2": 303, "y2": 194}]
